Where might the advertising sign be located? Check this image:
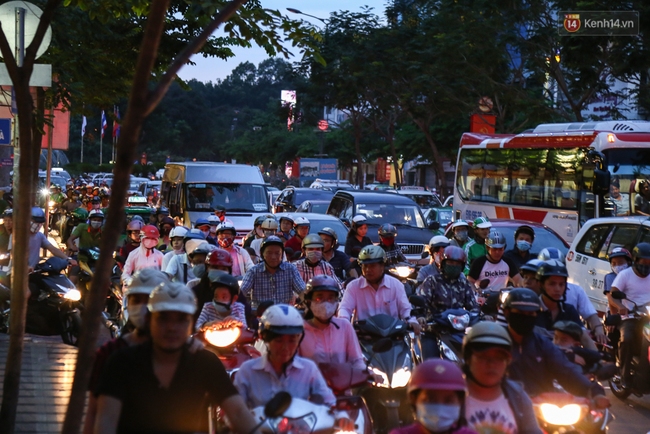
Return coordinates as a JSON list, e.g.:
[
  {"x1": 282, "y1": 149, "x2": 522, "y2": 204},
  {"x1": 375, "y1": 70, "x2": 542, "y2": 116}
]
[{"x1": 299, "y1": 158, "x2": 337, "y2": 182}]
